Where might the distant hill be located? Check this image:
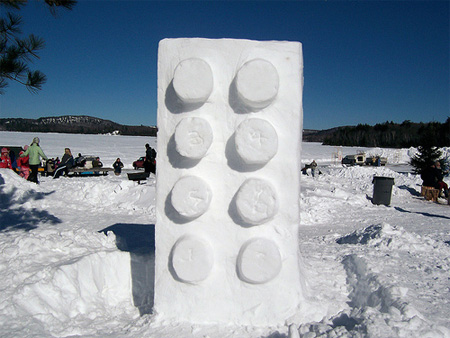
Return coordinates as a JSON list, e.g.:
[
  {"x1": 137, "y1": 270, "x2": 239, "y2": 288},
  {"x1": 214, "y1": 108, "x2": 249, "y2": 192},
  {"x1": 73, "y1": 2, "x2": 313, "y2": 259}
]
[
  {"x1": 0, "y1": 116, "x2": 157, "y2": 136},
  {"x1": 1, "y1": 116, "x2": 327, "y2": 141},
  {"x1": 302, "y1": 128, "x2": 341, "y2": 143},
  {"x1": 2, "y1": 116, "x2": 448, "y2": 148},
  {"x1": 305, "y1": 119, "x2": 450, "y2": 148}
]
